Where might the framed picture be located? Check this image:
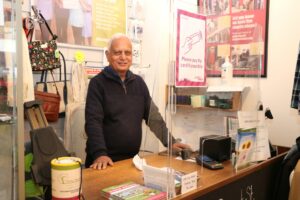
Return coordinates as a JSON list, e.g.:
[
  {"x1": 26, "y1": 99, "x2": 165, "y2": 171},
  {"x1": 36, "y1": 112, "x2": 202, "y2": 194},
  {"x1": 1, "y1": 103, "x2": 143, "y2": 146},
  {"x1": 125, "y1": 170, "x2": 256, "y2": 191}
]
[{"x1": 198, "y1": 0, "x2": 269, "y2": 77}]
